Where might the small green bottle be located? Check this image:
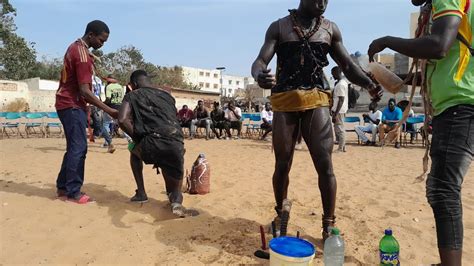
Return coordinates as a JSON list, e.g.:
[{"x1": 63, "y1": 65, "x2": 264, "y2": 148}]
[
  {"x1": 379, "y1": 229, "x2": 400, "y2": 265},
  {"x1": 127, "y1": 142, "x2": 135, "y2": 152}
]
